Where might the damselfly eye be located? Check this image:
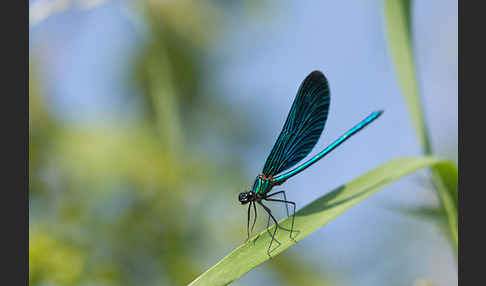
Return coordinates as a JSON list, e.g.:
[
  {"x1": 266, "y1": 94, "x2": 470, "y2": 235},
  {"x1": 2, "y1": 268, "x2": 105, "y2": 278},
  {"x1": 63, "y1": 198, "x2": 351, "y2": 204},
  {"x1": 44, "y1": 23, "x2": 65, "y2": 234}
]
[{"x1": 238, "y1": 192, "x2": 249, "y2": 204}]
